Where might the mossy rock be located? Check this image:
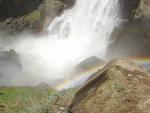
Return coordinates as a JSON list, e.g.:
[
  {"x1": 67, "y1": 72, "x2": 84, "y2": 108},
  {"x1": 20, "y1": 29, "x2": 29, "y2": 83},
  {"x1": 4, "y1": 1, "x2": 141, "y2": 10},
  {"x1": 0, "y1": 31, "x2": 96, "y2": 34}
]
[{"x1": 0, "y1": 0, "x2": 74, "y2": 33}]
